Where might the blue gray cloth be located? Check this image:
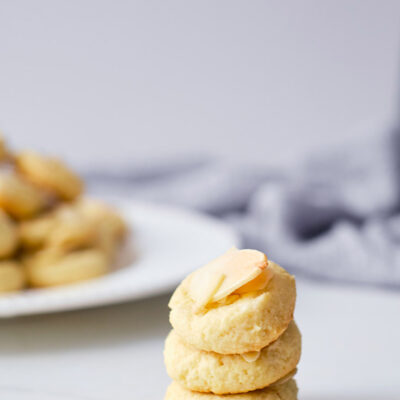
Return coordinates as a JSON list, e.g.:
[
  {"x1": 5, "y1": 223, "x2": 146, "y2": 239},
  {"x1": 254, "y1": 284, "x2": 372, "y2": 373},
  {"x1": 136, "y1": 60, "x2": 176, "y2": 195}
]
[{"x1": 86, "y1": 126, "x2": 400, "y2": 288}]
